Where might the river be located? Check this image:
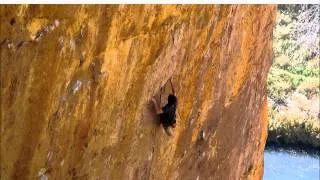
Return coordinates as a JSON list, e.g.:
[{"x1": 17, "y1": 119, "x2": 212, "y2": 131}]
[{"x1": 264, "y1": 147, "x2": 320, "y2": 180}]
